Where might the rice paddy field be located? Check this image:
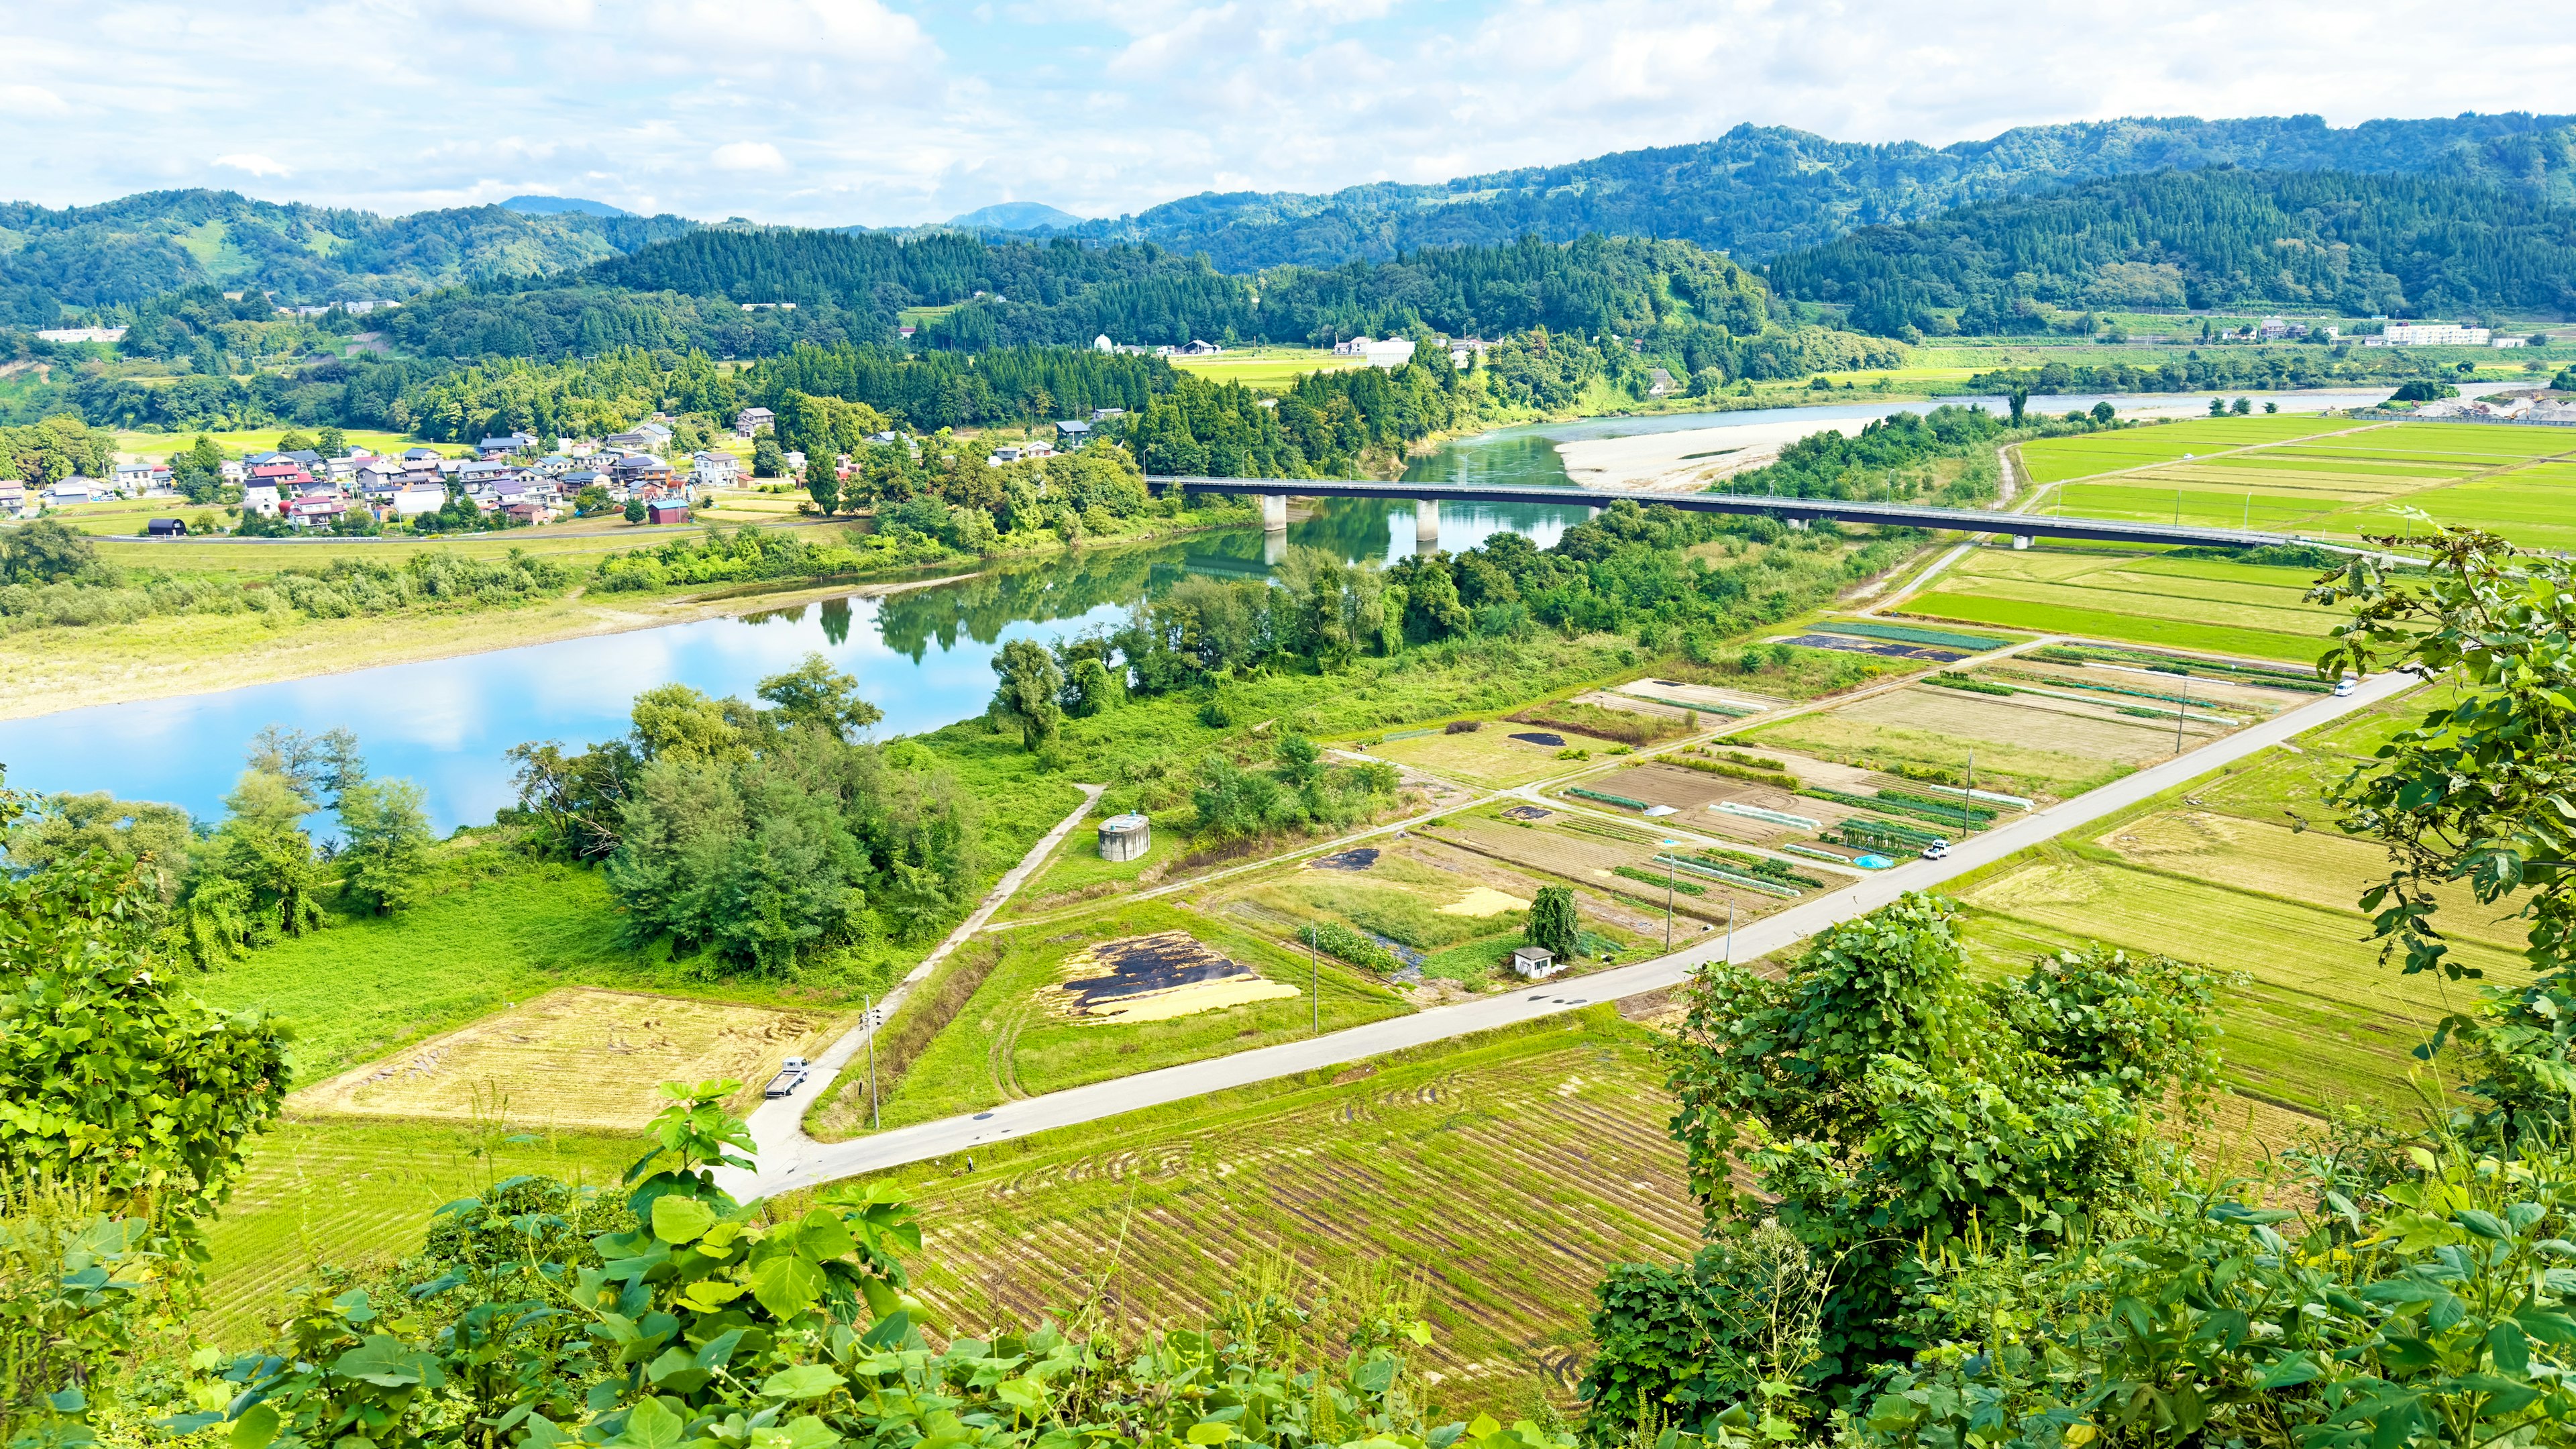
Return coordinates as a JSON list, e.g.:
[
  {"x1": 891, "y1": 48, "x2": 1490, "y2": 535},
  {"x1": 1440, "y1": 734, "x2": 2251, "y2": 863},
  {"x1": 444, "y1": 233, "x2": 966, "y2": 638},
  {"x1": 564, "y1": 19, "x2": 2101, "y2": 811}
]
[
  {"x1": 2017, "y1": 419, "x2": 2576, "y2": 545},
  {"x1": 1898, "y1": 551, "x2": 2347, "y2": 663},
  {"x1": 1951, "y1": 684, "x2": 2508, "y2": 1114},
  {"x1": 847, "y1": 1011, "x2": 1697, "y2": 1417},
  {"x1": 197, "y1": 1118, "x2": 639, "y2": 1346},
  {"x1": 1167, "y1": 347, "x2": 1363, "y2": 392},
  {"x1": 290, "y1": 986, "x2": 846, "y2": 1130},
  {"x1": 824, "y1": 899, "x2": 1411, "y2": 1135}
]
